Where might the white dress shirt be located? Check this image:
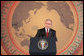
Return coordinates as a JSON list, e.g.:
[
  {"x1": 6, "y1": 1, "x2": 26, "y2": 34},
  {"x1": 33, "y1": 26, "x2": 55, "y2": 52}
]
[{"x1": 45, "y1": 28, "x2": 50, "y2": 33}]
